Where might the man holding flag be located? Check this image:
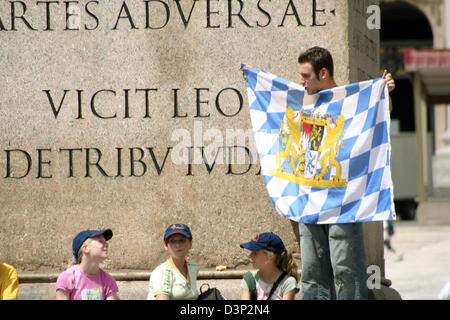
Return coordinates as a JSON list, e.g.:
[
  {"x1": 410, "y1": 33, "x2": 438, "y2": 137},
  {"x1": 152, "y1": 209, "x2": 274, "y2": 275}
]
[{"x1": 241, "y1": 46, "x2": 395, "y2": 300}]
